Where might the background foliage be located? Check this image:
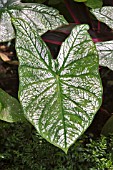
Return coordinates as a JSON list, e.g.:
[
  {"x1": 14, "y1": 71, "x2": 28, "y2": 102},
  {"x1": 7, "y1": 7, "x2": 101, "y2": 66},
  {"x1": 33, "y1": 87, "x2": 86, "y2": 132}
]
[{"x1": 0, "y1": 121, "x2": 113, "y2": 170}]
